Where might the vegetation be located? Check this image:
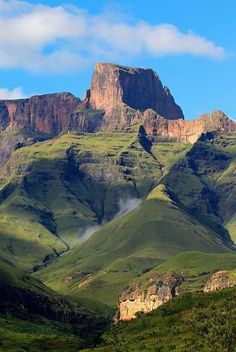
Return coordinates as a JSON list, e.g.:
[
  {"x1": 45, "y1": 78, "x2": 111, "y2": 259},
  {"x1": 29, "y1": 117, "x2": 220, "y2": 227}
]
[
  {"x1": 36, "y1": 185, "x2": 234, "y2": 312},
  {"x1": 80, "y1": 288, "x2": 236, "y2": 352},
  {"x1": 0, "y1": 131, "x2": 190, "y2": 270},
  {"x1": 129, "y1": 251, "x2": 236, "y2": 292},
  {"x1": 0, "y1": 257, "x2": 107, "y2": 352},
  {"x1": 162, "y1": 133, "x2": 236, "y2": 241}
]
